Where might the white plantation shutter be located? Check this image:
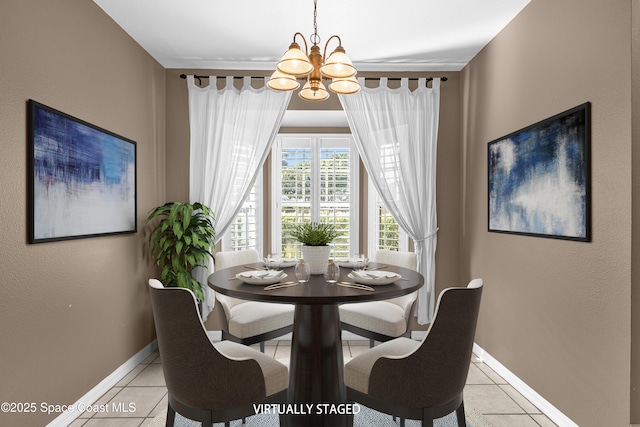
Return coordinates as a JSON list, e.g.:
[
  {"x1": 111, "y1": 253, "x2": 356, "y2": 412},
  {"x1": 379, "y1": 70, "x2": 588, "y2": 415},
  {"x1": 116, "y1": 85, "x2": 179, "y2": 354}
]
[{"x1": 272, "y1": 135, "x2": 358, "y2": 260}]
